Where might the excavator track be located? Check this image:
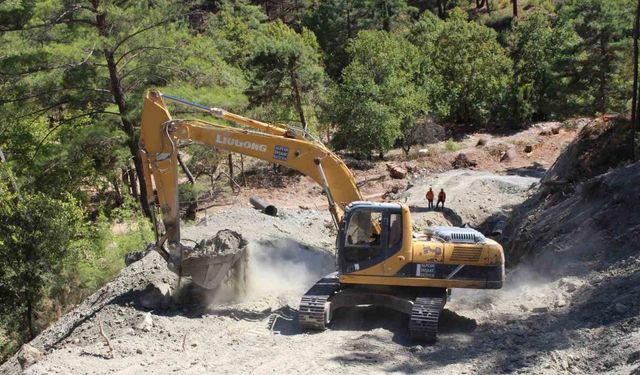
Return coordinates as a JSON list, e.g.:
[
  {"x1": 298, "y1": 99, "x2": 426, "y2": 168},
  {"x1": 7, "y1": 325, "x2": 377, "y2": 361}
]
[
  {"x1": 409, "y1": 290, "x2": 446, "y2": 342},
  {"x1": 298, "y1": 273, "x2": 341, "y2": 331}
]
